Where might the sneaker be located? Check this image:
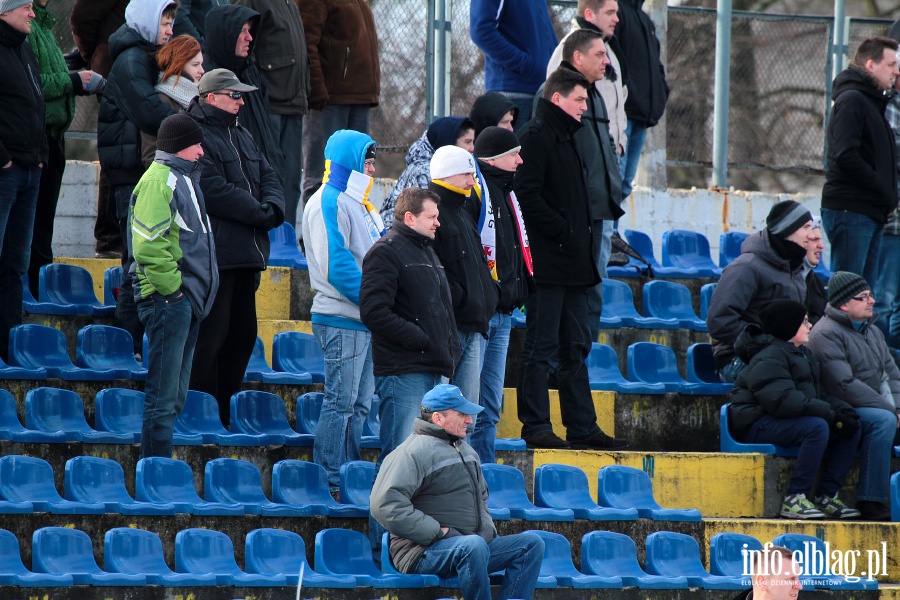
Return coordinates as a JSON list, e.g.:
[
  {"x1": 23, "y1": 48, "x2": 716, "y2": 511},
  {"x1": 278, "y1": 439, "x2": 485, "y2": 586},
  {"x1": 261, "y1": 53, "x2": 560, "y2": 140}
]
[
  {"x1": 779, "y1": 493, "x2": 825, "y2": 520},
  {"x1": 523, "y1": 431, "x2": 571, "y2": 449},
  {"x1": 813, "y1": 494, "x2": 861, "y2": 519},
  {"x1": 857, "y1": 500, "x2": 891, "y2": 521},
  {"x1": 568, "y1": 431, "x2": 629, "y2": 450}
]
